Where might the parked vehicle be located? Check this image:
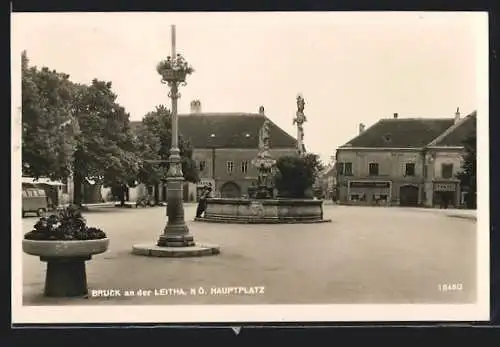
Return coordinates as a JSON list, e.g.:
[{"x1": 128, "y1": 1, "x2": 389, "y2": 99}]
[{"x1": 22, "y1": 188, "x2": 48, "y2": 217}]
